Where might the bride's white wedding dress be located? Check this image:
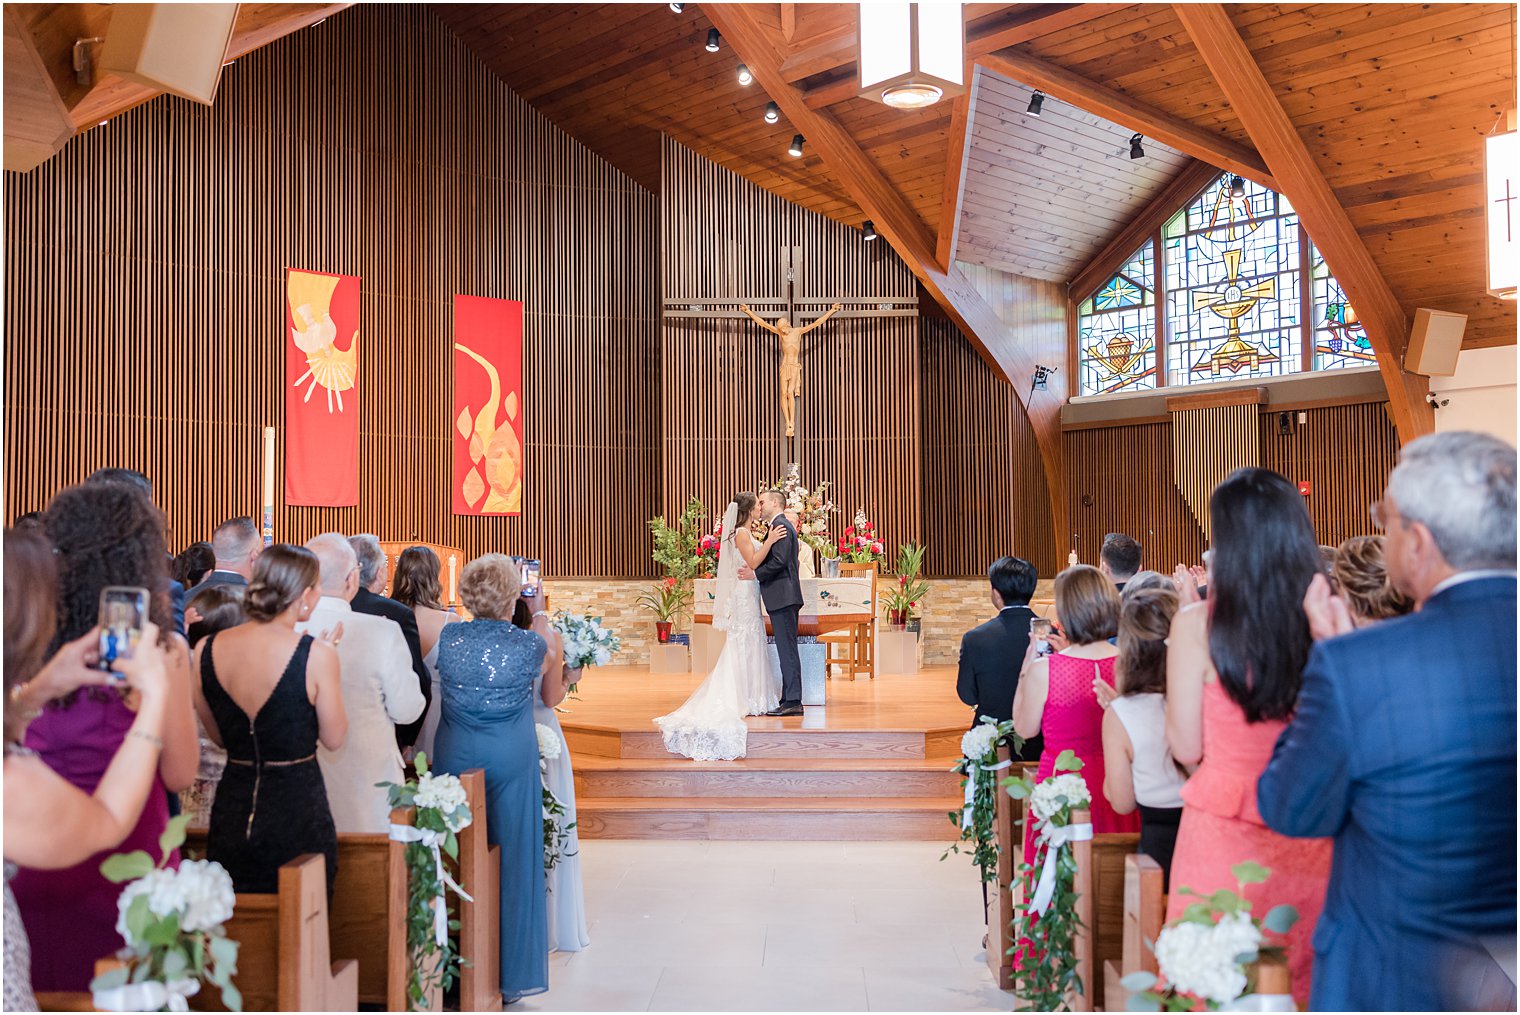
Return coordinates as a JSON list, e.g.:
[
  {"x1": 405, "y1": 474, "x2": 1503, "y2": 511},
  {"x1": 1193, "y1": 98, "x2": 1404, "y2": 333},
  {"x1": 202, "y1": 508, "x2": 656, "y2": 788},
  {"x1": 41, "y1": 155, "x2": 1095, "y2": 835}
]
[{"x1": 654, "y1": 504, "x2": 781, "y2": 760}]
